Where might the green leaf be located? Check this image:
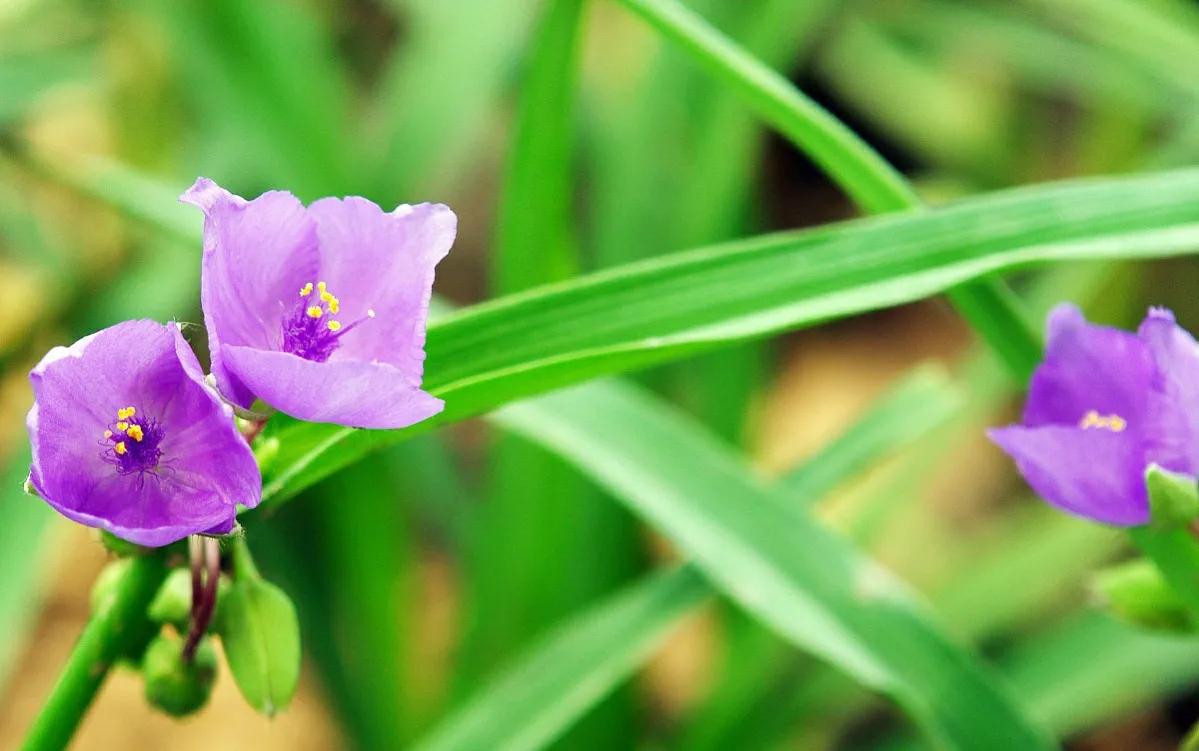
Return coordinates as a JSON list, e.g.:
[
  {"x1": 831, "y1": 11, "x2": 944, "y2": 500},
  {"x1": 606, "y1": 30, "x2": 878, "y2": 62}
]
[
  {"x1": 492, "y1": 380, "x2": 1051, "y2": 749},
  {"x1": 1003, "y1": 612, "x2": 1199, "y2": 738},
  {"x1": 263, "y1": 167, "x2": 1199, "y2": 506},
  {"x1": 490, "y1": 0, "x2": 583, "y2": 293},
  {"x1": 779, "y1": 364, "x2": 962, "y2": 502},
  {"x1": 217, "y1": 577, "x2": 301, "y2": 716},
  {"x1": 613, "y1": 0, "x2": 1043, "y2": 379},
  {"x1": 412, "y1": 567, "x2": 709, "y2": 751},
  {"x1": 369, "y1": 0, "x2": 539, "y2": 198}
]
